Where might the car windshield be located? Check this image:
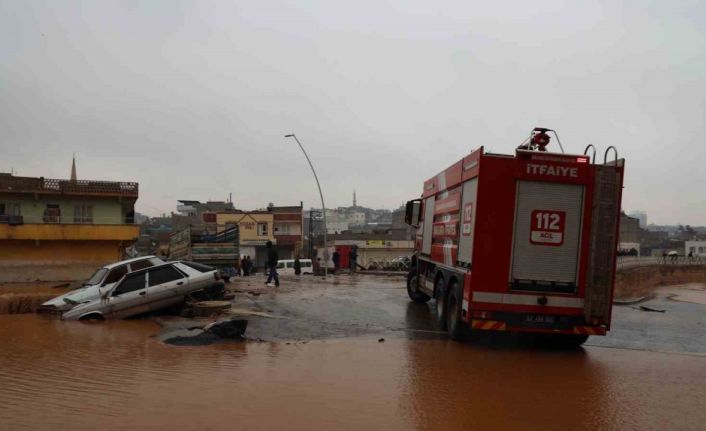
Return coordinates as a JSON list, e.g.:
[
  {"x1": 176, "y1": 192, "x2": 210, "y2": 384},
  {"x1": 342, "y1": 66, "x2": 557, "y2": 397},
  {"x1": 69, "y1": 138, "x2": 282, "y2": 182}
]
[{"x1": 85, "y1": 268, "x2": 108, "y2": 286}]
